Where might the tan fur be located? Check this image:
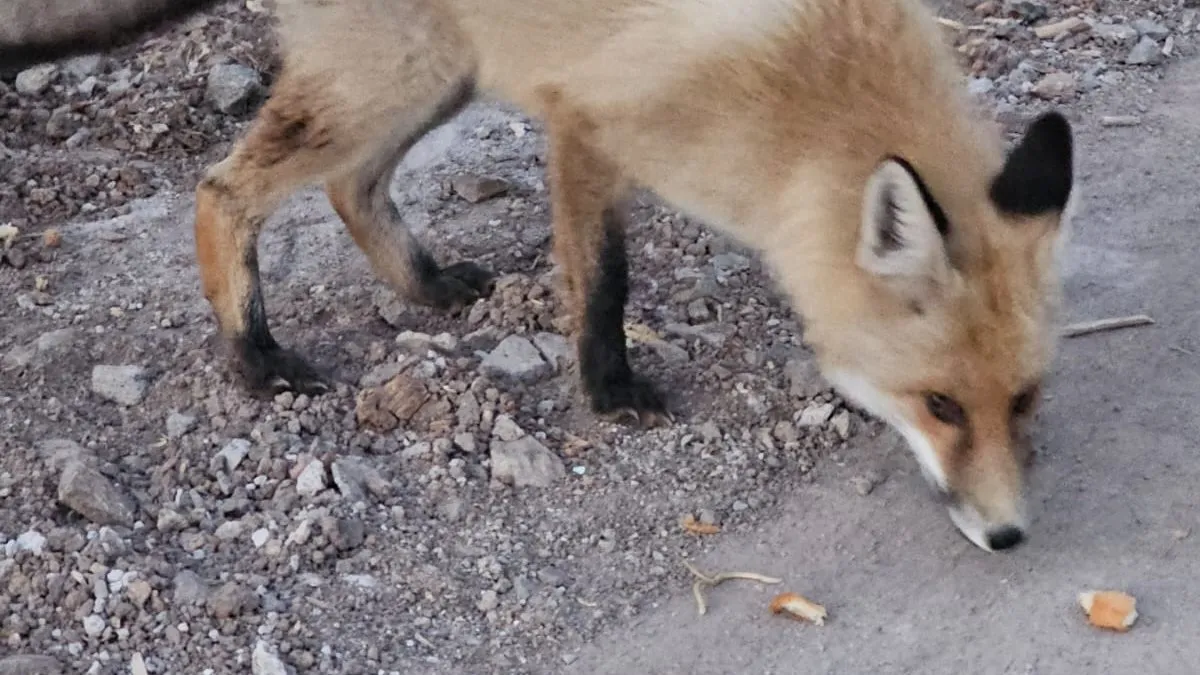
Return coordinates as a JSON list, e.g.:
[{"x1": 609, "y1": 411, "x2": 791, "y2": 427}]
[{"x1": 4, "y1": 0, "x2": 1073, "y2": 549}]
